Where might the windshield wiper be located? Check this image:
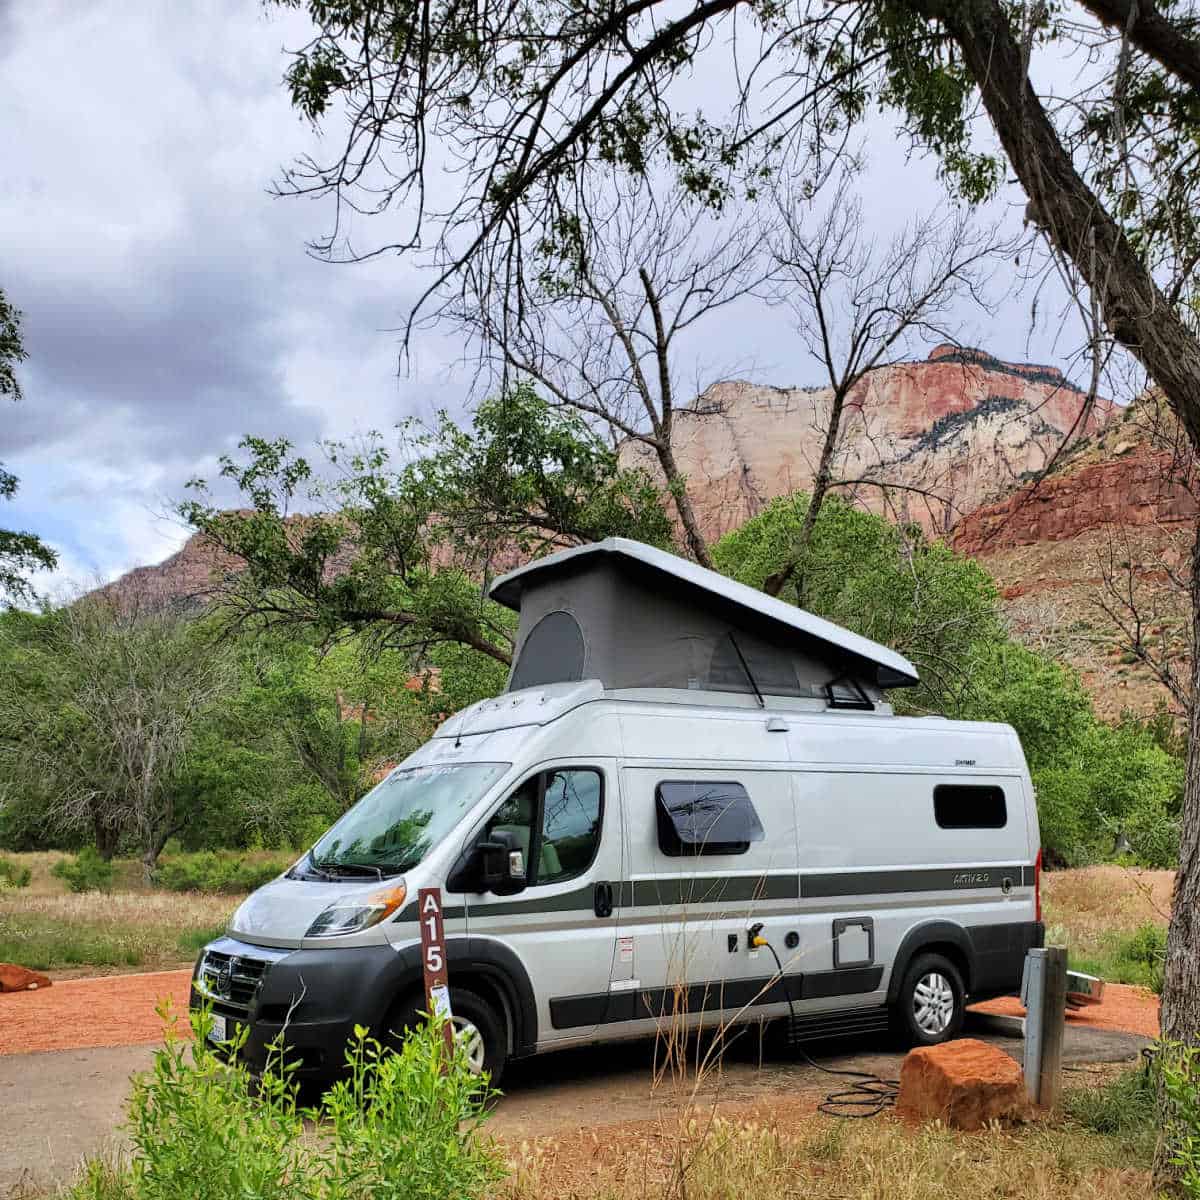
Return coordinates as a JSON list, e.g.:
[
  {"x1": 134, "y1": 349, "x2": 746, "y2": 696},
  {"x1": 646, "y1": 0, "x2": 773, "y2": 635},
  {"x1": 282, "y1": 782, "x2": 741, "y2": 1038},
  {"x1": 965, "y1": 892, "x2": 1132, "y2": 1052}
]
[
  {"x1": 300, "y1": 854, "x2": 337, "y2": 882},
  {"x1": 316, "y1": 860, "x2": 385, "y2": 881}
]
